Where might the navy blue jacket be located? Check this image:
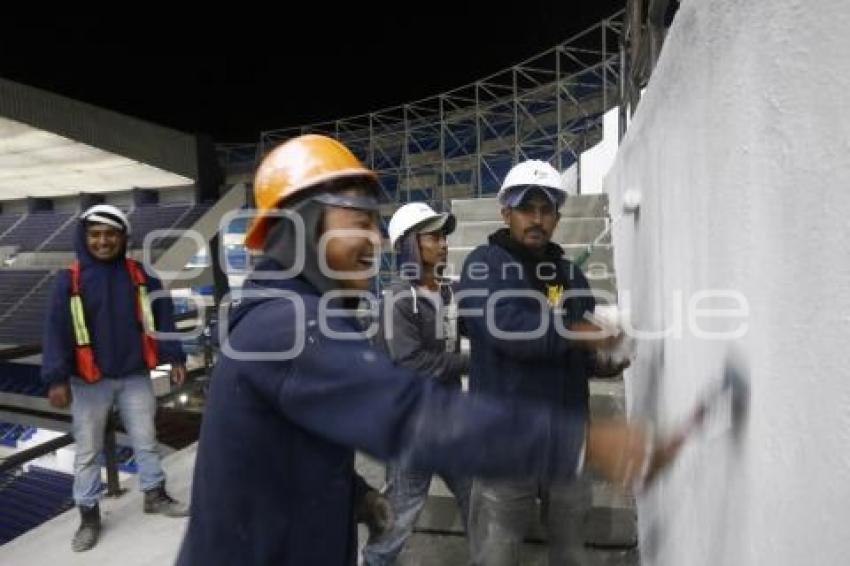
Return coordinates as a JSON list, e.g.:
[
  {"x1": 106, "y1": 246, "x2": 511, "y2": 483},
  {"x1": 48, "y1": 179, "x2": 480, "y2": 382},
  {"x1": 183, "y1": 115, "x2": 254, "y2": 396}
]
[
  {"x1": 459, "y1": 229, "x2": 596, "y2": 416},
  {"x1": 41, "y1": 224, "x2": 185, "y2": 384},
  {"x1": 176, "y1": 260, "x2": 585, "y2": 565}
]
